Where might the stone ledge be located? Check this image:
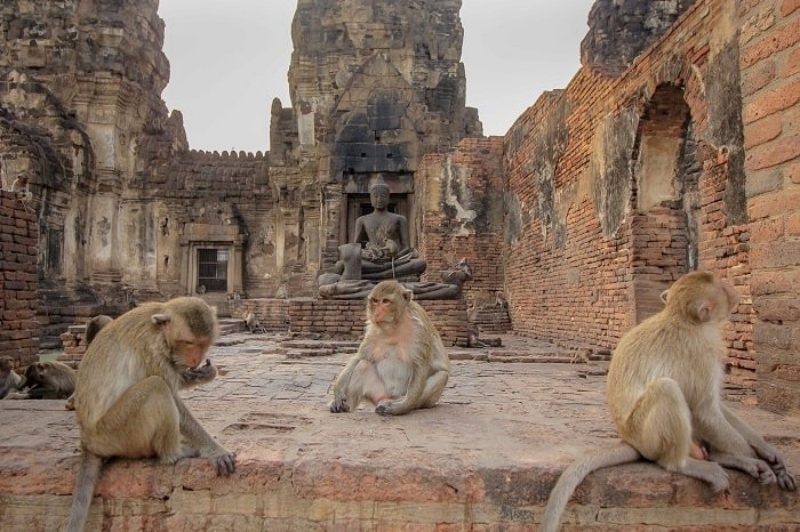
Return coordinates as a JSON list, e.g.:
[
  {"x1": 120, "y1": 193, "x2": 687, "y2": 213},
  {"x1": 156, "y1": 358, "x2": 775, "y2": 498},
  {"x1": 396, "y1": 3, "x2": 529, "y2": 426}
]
[
  {"x1": 1, "y1": 334, "x2": 797, "y2": 530},
  {"x1": 0, "y1": 446, "x2": 796, "y2": 530}
]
